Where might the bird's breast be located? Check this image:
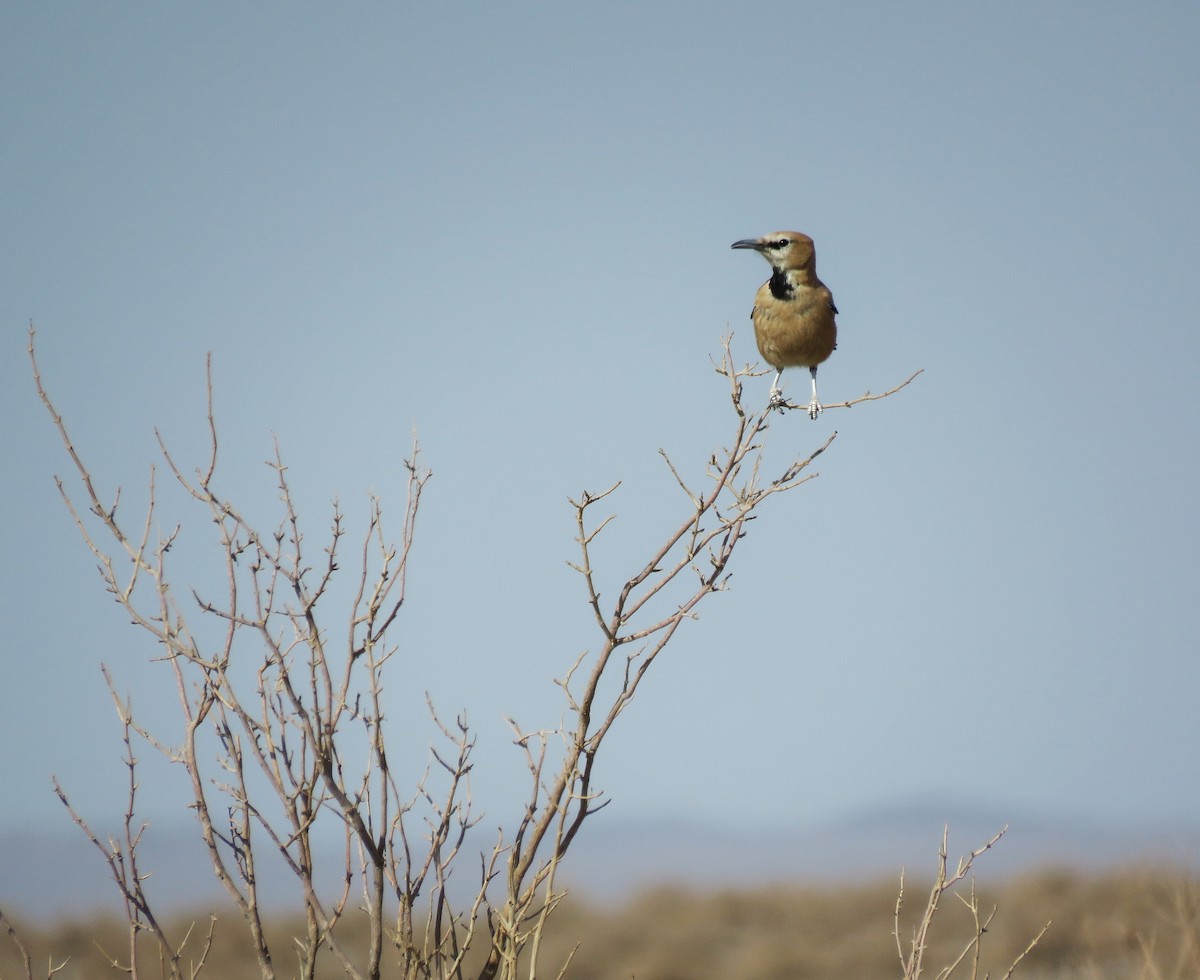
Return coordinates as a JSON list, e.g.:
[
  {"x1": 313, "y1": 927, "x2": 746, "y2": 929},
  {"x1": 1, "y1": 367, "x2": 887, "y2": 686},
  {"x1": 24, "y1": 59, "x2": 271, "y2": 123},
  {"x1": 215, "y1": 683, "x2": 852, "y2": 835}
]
[{"x1": 751, "y1": 282, "x2": 838, "y2": 369}]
